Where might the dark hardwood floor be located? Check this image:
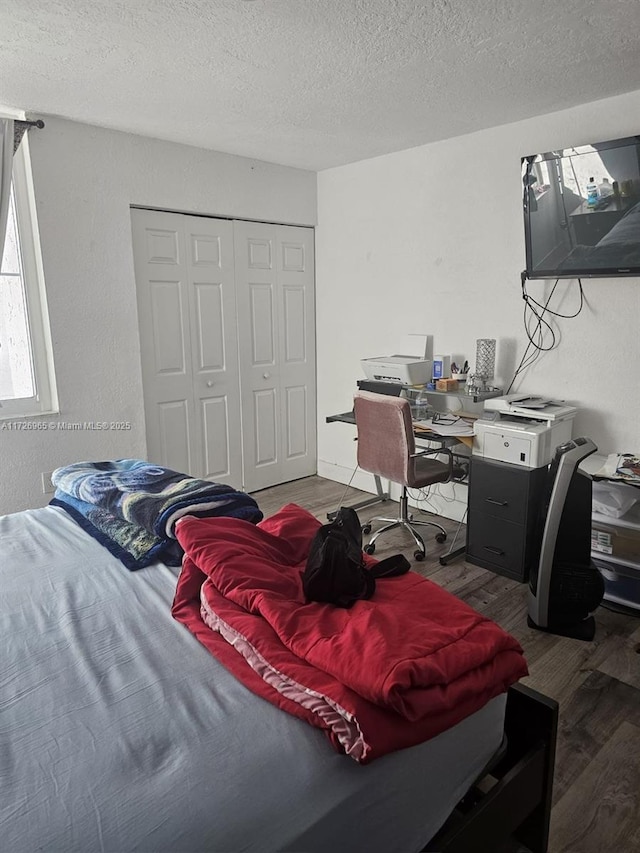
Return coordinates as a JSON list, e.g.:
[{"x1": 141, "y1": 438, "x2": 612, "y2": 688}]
[{"x1": 251, "y1": 475, "x2": 640, "y2": 853}]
